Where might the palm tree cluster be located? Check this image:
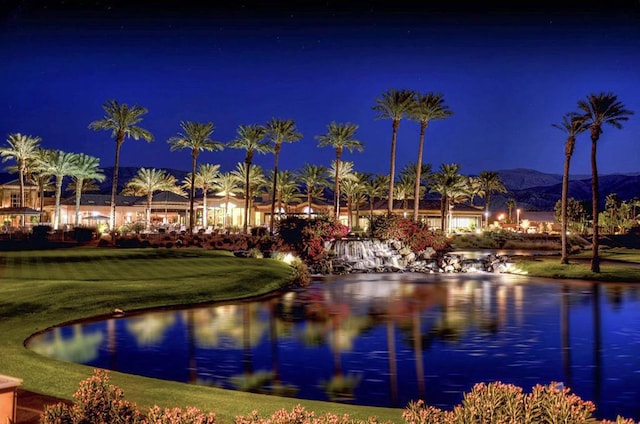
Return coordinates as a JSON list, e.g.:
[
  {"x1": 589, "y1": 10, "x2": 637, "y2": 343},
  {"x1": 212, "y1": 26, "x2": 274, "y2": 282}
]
[
  {"x1": 554, "y1": 92, "x2": 634, "y2": 271},
  {"x1": 3, "y1": 91, "x2": 631, "y2": 244},
  {"x1": 0, "y1": 134, "x2": 105, "y2": 230}
]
